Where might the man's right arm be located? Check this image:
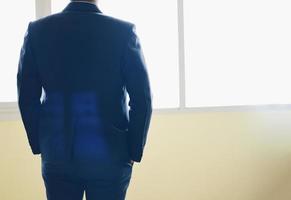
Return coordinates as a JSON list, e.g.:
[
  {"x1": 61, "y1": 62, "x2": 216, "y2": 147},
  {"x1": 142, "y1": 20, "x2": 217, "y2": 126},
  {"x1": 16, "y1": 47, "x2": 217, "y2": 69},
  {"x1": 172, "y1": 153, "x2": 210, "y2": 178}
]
[{"x1": 121, "y1": 24, "x2": 153, "y2": 163}]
